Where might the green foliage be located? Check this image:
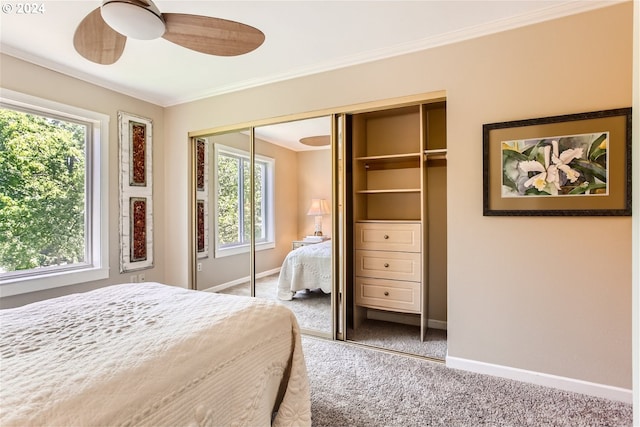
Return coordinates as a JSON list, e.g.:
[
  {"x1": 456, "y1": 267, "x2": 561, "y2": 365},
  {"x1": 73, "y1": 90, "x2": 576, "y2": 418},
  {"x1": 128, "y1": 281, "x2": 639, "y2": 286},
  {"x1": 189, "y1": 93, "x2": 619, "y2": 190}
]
[
  {"x1": 217, "y1": 154, "x2": 240, "y2": 245},
  {"x1": 0, "y1": 108, "x2": 86, "y2": 272},
  {"x1": 502, "y1": 149, "x2": 528, "y2": 192},
  {"x1": 250, "y1": 161, "x2": 264, "y2": 241},
  {"x1": 571, "y1": 158, "x2": 607, "y2": 183},
  {"x1": 568, "y1": 181, "x2": 607, "y2": 195},
  {"x1": 588, "y1": 133, "x2": 607, "y2": 162},
  {"x1": 217, "y1": 152, "x2": 267, "y2": 247}
]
